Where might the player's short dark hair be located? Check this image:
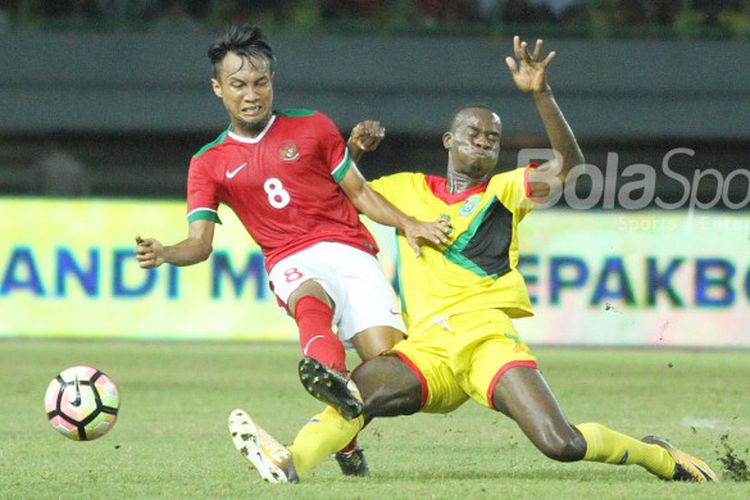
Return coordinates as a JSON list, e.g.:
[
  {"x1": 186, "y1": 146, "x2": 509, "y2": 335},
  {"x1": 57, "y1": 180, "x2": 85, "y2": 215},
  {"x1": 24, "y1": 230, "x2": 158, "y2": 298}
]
[
  {"x1": 449, "y1": 104, "x2": 497, "y2": 130},
  {"x1": 207, "y1": 25, "x2": 276, "y2": 79}
]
